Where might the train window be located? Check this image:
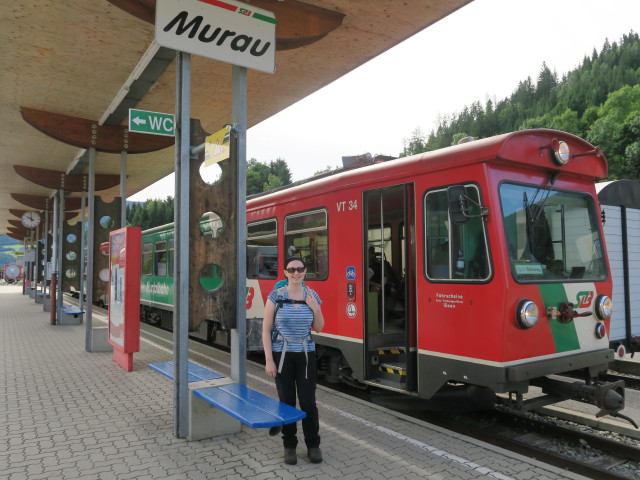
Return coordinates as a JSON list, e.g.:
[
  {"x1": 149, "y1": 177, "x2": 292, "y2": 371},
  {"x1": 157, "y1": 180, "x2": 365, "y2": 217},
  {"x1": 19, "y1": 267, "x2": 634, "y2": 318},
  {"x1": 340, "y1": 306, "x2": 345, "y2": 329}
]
[
  {"x1": 246, "y1": 218, "x2": 278, "y2": 279},
  {"x1": 500, "y1": 183, "x2": 607, "y2": 282},
  {"x1": 155, "y1": 241, "x2": 167, "y2": 277},
  {"x1": 425, "y1": 185, "x2": 490, "y2": 281},
  {"x1": 142, "y1": 242, "x2": 153, "y2": 276},
  {"x1": 168, "y1": 238, "x2": 174, "y2": 277},
  {"x1": 285, "y1": 209, "x2": 328, "y2": 280},
  {"x1": 367, "y1": 226, "x2": 392, "y2": 262}
]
